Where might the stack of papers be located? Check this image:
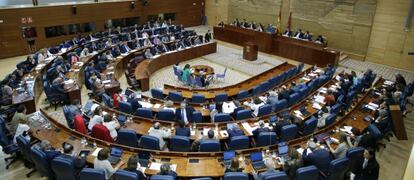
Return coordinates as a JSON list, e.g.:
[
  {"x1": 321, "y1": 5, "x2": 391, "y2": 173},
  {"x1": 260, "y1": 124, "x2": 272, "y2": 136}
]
[
  {"x1": 139, "y1": 101, "x2": 153, "y2": 108},
  {"x1": 222, "y1": 101, "x2": 236, "y2": 114},
  {"x1": 220, "y1": 130, "x2": 228, "y2": 138},
  {"x1": 308, "y1": 73, "x2": 317, "y2": 77},
  {"x1": 149, "y1": 163, "x2": 176, "y2": 171},
  {"x1": 314, "y1": 95, "x2": 325, "y2": 104},
  {"x1": 302, "y1": 77, "x2": 311, "y2": 81},
  {"x1": 365, "y1": 103, "x2": 379, "y2": 111},
  {"x1": 339, "y1": 126, "x2": 353, "y2": 134},
  {"x1": 312, "y1": 103, "x2": 322, "y2": 110},
  {"x1": 241, "y1": 122, "x2": 254, "y2": 136},
  {"x1": 102, "y1": 80, "x2": 111, "y2": 84},
  {"x1": 384, "y1": 80, "x2": 394, "y2": 86}
]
